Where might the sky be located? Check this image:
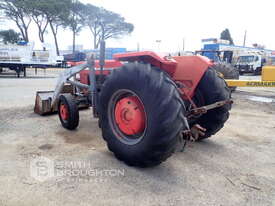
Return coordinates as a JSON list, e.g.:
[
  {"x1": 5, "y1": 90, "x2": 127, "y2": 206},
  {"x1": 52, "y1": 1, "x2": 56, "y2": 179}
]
[{"x1": 1, "y1": 0, "x2": 275, "y2": 52}]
